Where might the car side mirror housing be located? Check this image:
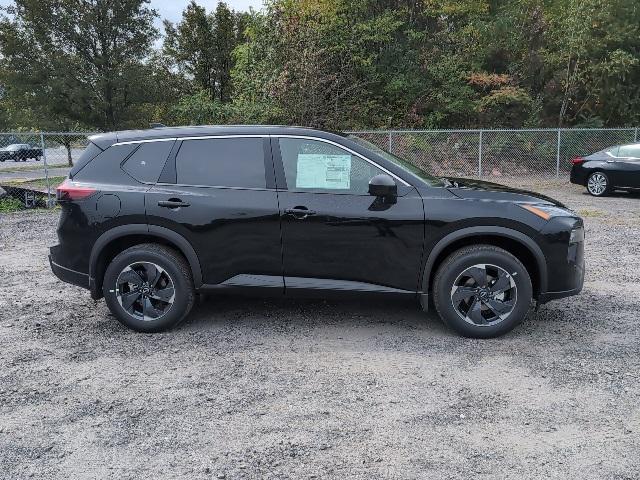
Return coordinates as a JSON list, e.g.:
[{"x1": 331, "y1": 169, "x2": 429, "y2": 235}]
[{"x1": 368, "y1": 174, "x2": 397, "y2": 200}]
